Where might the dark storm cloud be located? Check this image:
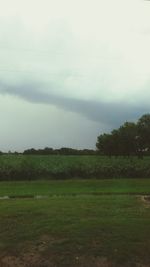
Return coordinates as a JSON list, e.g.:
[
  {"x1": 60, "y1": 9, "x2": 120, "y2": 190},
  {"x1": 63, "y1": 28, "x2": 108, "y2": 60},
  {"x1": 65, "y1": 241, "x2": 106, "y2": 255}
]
[{"x1": 0, "y1": 81, "x2": 148, "y2": 127}]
